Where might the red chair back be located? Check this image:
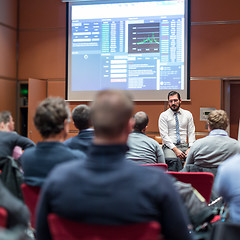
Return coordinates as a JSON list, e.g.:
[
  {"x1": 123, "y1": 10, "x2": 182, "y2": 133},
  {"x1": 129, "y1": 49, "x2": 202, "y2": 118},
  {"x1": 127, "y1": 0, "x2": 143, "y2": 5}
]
[
  {"x1": 21, "y1": 184, "x2": 41, "y2": 228},
  {"x1": 48, "y1": 213, "x2": 161, "y2": 240},
  {"x1": 141, "y1": 163, "x2": 168, "y2": 171},
  {"x1": 0, "y1": 207, "x2": 7, "y2": 228},
  {"x1": 168, "y1": 172, "x2": 214, "y2": 203}
]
